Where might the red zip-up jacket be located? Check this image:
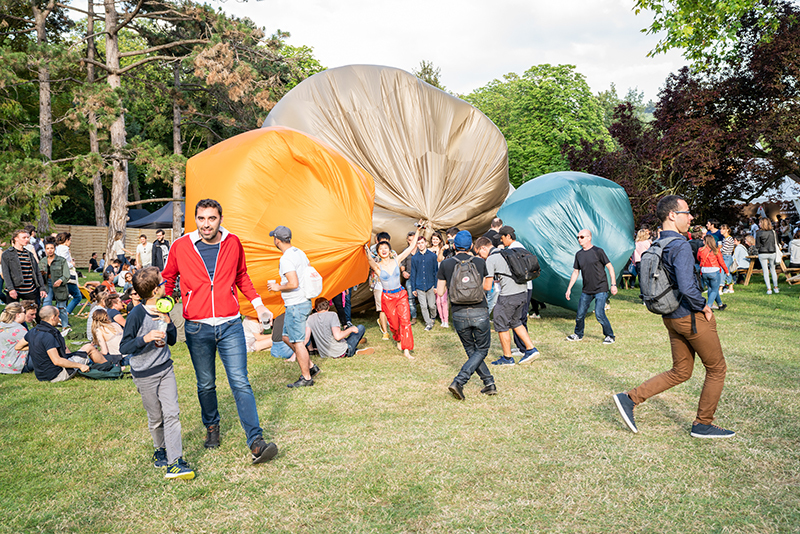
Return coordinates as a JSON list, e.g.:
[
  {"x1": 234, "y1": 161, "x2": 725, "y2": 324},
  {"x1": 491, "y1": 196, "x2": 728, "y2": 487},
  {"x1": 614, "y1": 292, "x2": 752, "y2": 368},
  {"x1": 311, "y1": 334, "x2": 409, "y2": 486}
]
[
  {"x1": 697, "y1": 246, "x2": 730, "y2": 275},
  {"x1": 162, "y1": 228, "x2": 263, "y2": 321}
]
